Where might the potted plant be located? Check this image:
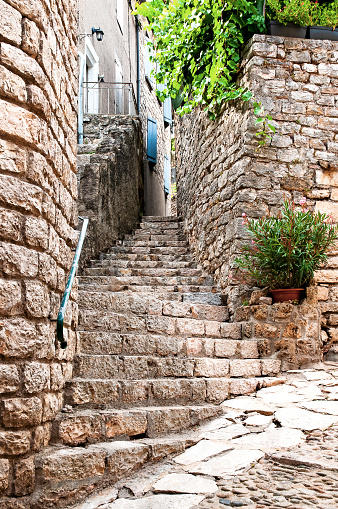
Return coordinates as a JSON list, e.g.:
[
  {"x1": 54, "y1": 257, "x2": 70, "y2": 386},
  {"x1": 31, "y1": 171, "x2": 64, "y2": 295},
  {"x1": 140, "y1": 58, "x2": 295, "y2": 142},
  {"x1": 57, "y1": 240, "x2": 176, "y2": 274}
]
[
  {"x1": 234, "y1": 198, "x2": 338, "y2": 303},
  {"x1": 308, "y1": 0, "x2": 338, "y2": 41},
  {"x1": 265, "y1": 0, "x2": 312, "y2": 38}
]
